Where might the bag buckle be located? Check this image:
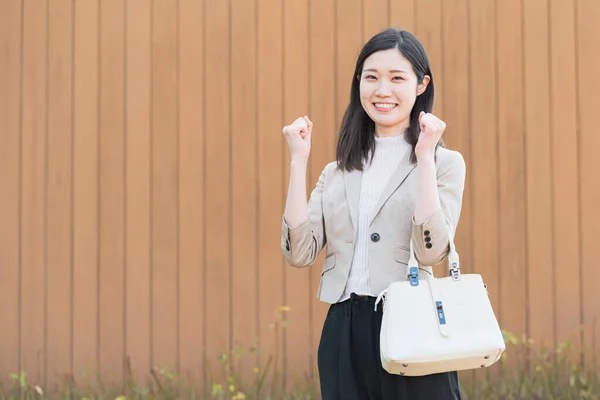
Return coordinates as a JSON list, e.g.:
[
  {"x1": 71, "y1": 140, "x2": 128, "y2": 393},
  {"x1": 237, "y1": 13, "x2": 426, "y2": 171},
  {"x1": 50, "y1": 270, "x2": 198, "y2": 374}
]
[
  {"x1": 408, "y1": 267, "x2": 419, "y2": 287},
  {"x1": 449, "y1": 262, "x2": 461, "y2": 281},
  {"x1": 435, "y1": 301, "x2": 447, "y2": 325}
]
